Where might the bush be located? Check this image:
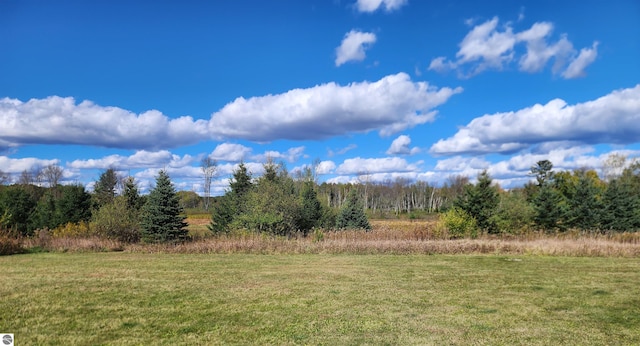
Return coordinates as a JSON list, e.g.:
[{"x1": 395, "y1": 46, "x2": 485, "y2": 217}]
[
  {"x1": 490, "y1": 190, "x2": 535, "y2": 234},
  {"x1": 93, "y1": 197, "x2": 140, "y2": 243},
  {"x1": 438, "y1": 207, "x2": 478, "y2": 239},
  {"x1": 0, "y1": 229, "x2": 24, "y2": 255},
  {"x1": 52, "y1": 221, "x2": 93, "y2": 238}
]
